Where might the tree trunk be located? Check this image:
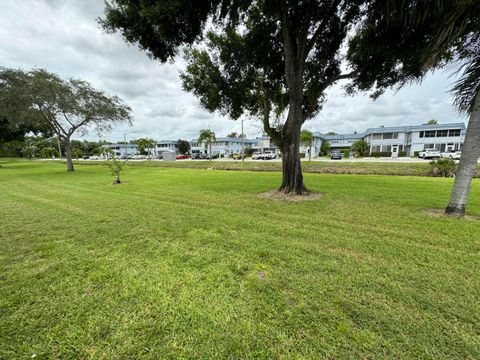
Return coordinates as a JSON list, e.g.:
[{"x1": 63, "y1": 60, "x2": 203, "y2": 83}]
[
  {"x1": 64, "y1": 137, "x2": 75, "y2": 172},
  {"x1": 445, "y1": 91, "x2": 480, "y2": 216},
  {"x1": 279, "y1": 125, "x2": 308, "y2": 194},
  {"x1": 209, "y1": 142, "x2": 212, "y2": 162},
  {"x1": 309, "y1": 143, "x2": 312, "y2": 162}
]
